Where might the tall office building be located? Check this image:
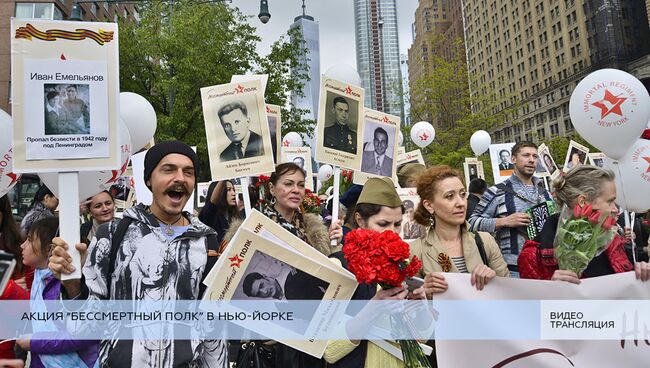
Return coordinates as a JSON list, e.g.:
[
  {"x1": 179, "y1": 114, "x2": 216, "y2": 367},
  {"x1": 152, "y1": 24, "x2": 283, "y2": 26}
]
[
  {"x1": 407, "y1": 0, "x2": 464, "y2": 128},
  {"x1": 353, "y1": 0, "x2": 403, "y2": 119},
  {"x1": 0, "y1": 0, "x2": 137, "y2": 113},
  {"x1": 462, "y1": 0, "x2": 650, "y2": 143},
  {"x1": 290, "y1": 1, "x2": 320, "y2": 122}
]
